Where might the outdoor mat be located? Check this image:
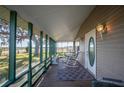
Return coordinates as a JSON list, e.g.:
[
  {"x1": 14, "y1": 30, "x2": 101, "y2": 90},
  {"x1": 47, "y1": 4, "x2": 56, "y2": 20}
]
[{"x1": 57, "y1": 60, "x2": 94, "y2": 81}]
